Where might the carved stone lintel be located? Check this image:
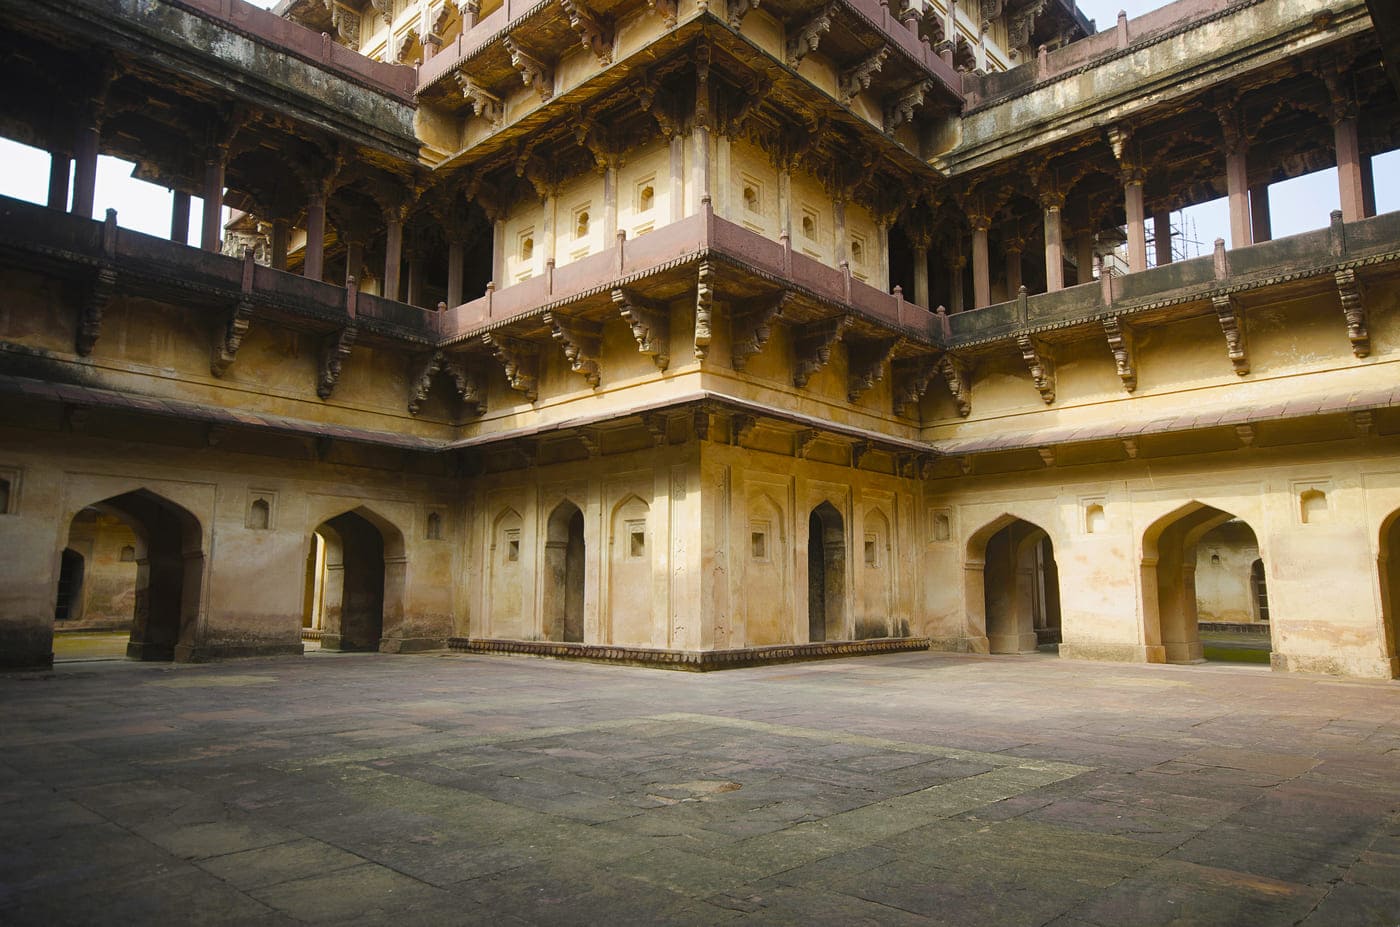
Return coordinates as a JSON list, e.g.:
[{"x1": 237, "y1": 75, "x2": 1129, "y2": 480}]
[
  {"x1": 456, "y1": 75, "x2": 504, "y2": 126},
  {"x1": 483, "y1": 332, "x2": 540, "y2": 401},
  {"x1": 77, "y1": 265, "x2": 117, "y2": 356},
  {"x1": 612, "y1": 288, "x2": 670, "y2": 370},
  {"x1": 503, "y1": 36, "x2": 553, "y2": 101},
  {"x1": 641, "y1": 412, "x2": 669, "y2": 446},
  {"x1": 559, "y1": 0, "x2": 614, "y2": 64},
  {"x1": 545, "y1": 311, "x2": 602, "y2": 387},
  {"x1": 731, "y1": 413, "x2": 757, "y2": 446},
  {"x1": 786, "y1": 3, "x2": 835, "y2": 66},
  {"x1": 726, "y1": 0, "x2": 759, "y2": 28},
  {"x1": 839, "y1": 47, "x2": 889, "y2": 104},
  {"x1": 1211, "y1": 293, "x2": 1249, "y2": 375},
  {"x1": 732, "y1": 290, "x2": 793, "y2": 370},
  {"x1": 847, "y1": 337, "x2": 900, "y2": 403},
  {"x1": 317, "y1": 326, "x2": 356, "y2": 400},
  {"x1": 211, "y1": 296, "x2": 254, "y2": 377},
  {"x1": 648, "y1": 0, "x2": 678, "y2": 28},
  {"x1": 892, "y1": 355, "x2": 938, "y2": 417},
  {"x1": 884, "y1": 80, "x2": 933, "y2": 133},
  {"x1": 794, "y1": 428, "x2": 818, "y2": 459},
  {"x1": 694, "y1": 260, "x2": 714, "y2": 361},
  {"x1": 793, "y1": 317, "x2": 850, "y2": 388},
  {"x1": 1334, "y1": 268, "x2": 1369, "y2": 358},
  {"x1": 939, "y1": 354, "x2": 971, "y2": 417},
  {"x1": 851, "y1": 441, "x2": 872, "y2": 469},
  {"x1": 1102, "y1": 316, "x2": 1136, "y2": 392},
  {"x1": 1016, "y1": 334, "x2": 1055, "y2": 404}
]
